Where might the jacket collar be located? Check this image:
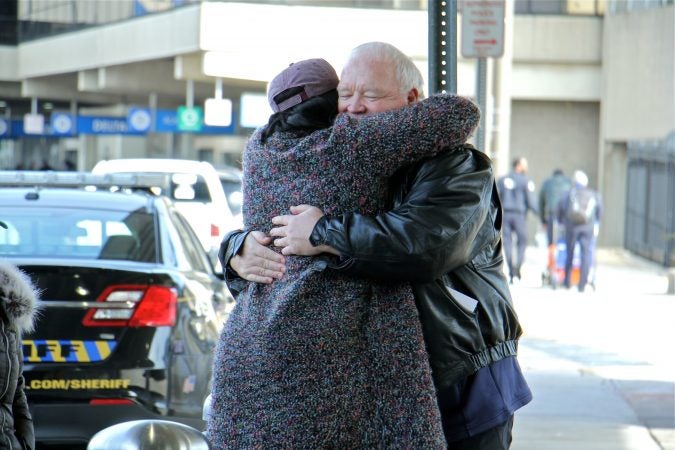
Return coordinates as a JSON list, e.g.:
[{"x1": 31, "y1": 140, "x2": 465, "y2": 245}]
[{"x1": 0, "y1": 260, "x2": 40, "y2": 333}]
